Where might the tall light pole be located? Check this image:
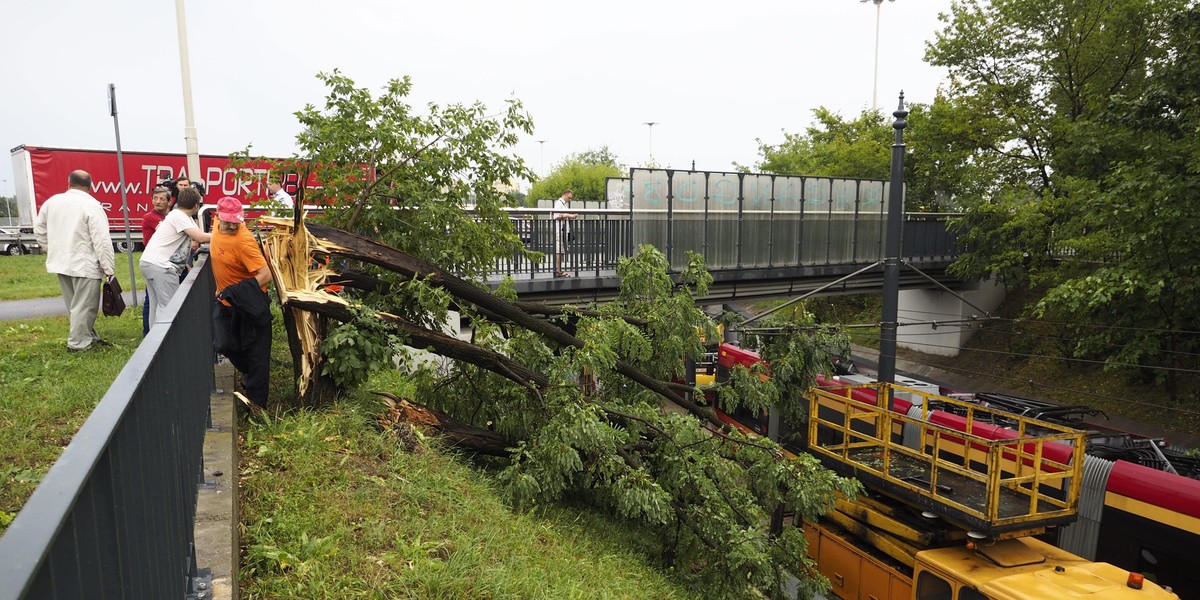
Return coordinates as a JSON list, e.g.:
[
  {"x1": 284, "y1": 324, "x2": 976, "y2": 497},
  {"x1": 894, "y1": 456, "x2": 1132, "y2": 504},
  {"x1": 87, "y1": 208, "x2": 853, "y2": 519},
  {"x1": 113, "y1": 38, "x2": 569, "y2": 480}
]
[
  {"x1": 536, "y1": 140, "x2": 547, "y2": 177},
  {"x1": 643, "y1": 122, "x2": 658, "y2": 164},
  {"x1": 863, "y1": 0, "x2": 895, "y2": 111},
  {"x1": 175, "y1": 0, "x2": 201, "y2": 181}
]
